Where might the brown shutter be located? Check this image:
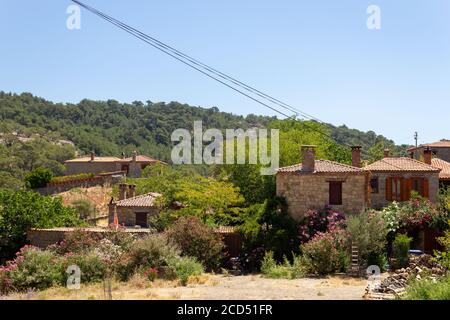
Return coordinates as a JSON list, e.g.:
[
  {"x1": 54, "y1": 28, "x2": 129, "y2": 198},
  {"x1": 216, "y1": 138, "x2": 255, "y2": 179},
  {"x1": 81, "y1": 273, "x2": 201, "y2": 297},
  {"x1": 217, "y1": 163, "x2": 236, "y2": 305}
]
[
  {"x1": 401, "y1": 178, "x2": 410, "y2": 201},
  {"x1": 386, "y1": 177, "x2": 393, "y2": 201},
  {"x1": 329, "y1": 182, "x2": 343, "y2": 205},
  {"x1": 423, "y1": 179, "x2": 429, "y2": 199},
  {"x1": 407, "y1": 178, "x2": 413, "y2": 200}
]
